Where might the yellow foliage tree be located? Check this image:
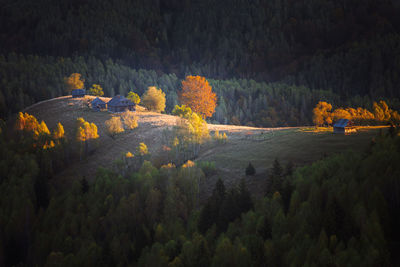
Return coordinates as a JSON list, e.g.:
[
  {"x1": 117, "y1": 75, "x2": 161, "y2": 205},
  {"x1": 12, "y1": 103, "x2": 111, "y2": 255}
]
[
  {"x1": 127, "y1": 91, "x2": 141, "y2": 105},
  {"x1": 53, "y1": 122, "x2": 65, "y2": 139},
  {"x1": 137, "y1": 142, "x2": 149, "y2": 156},
  {"x1": 180, "y1": 76, "x2": 217, "y2": 119},
  {"x1": 76, "y1": 117, "x2": 99, "y2": 142},
  {"x1": 64, "y1": 73, "x2": 84, "y2": 93},
  {"x1": 89, "y1": 84, "x2": 104, "y2": 96},
  {"x1": 142, "y1": 86, "x2": 166, "y2": 112},
  {"x1": 121, "y1": 111, "x2": 138, "y2": 130},
  {"x1": 105, "y1": 116, "x2": 124, "y2": 136},
  {"x1": 15, "y1": 112, "x2": 50, "y2": 139}
]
